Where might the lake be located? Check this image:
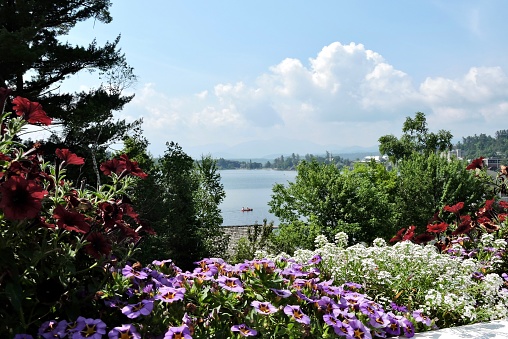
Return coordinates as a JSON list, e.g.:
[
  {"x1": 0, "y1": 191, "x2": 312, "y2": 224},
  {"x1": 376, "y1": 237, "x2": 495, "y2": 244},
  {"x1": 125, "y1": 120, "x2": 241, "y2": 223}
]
[{"x1": 219, "y1": 169, "x2": 297, "y2": 226}]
